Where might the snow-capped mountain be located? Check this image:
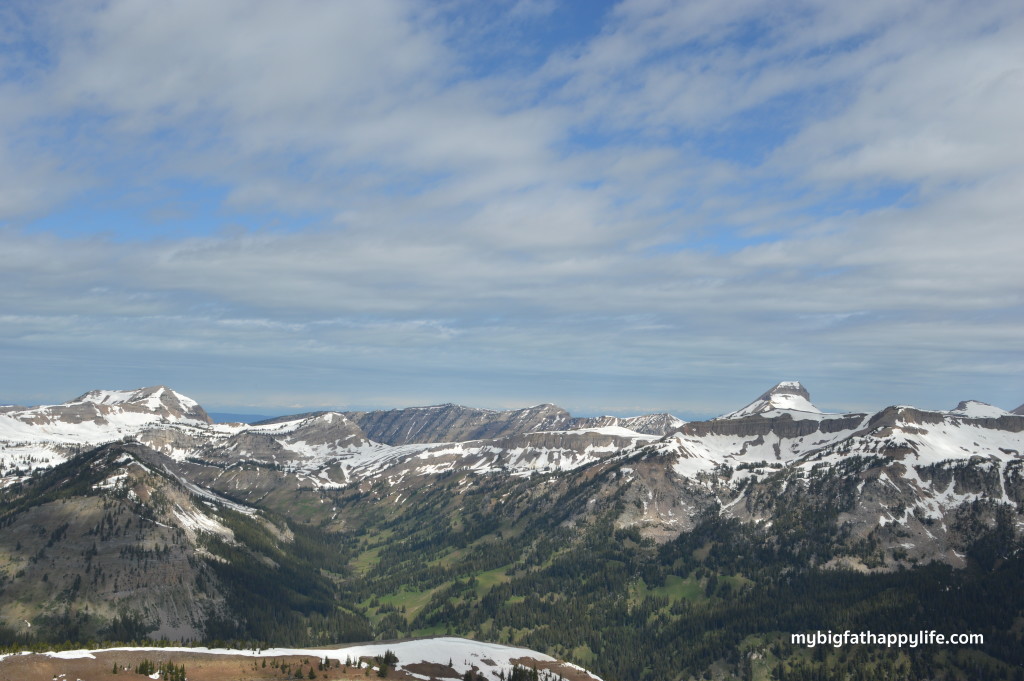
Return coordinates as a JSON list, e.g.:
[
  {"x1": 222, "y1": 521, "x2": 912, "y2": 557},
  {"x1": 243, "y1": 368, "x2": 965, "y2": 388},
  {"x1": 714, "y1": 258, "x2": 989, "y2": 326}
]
[
  {"x1": 70, "y1": 386, "x2": 211, "y2": 422},
  {"x1": 1, "y1": 388, "x2": 678, "y2": 484},
  {"x1": 605, "y1": 383, "x2": 1024, "y2": 565},
  {"x1": 717, "y1": 380, "x2": 823, "y2": 419},
  {"x1": 0, "y1": 385, "x2": 209, "y2": 431},
  {"x1": 2, "y1": 379, "x2": 1023, "y2": 677},
  {"x1": 3, "y1": 381, "x2": 1022, "y2": 569},
  {"x1": 949, "y1": 400, "x2": 1012, "y2": 418},
  {"x1": 0, "y1": 386, "x2": 212, "y2": 476}
]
